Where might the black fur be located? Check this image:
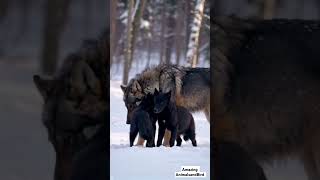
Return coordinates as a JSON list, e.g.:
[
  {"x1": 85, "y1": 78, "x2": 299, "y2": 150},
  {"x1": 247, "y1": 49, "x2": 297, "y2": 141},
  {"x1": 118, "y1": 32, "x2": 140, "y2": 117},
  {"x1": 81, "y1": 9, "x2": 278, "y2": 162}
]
[
  {"x1": 213, "y1": 141, "x2": 267, "y2": 180},
  {"x1": 154, "y1": 89, "x2": 197, "y2": 147},
  {"x1": 70, "y1": 126, "x2": 107, "y2": 180},
  {"x1": 129, "y1": 93, "x2": 156, "y2": 147}
]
